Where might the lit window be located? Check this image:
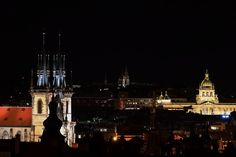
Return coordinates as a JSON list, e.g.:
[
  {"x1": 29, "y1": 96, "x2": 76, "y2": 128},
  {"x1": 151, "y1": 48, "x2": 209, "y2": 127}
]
[{"x1": 211, "y1": 126, "x2": 218, "y2": 130}]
